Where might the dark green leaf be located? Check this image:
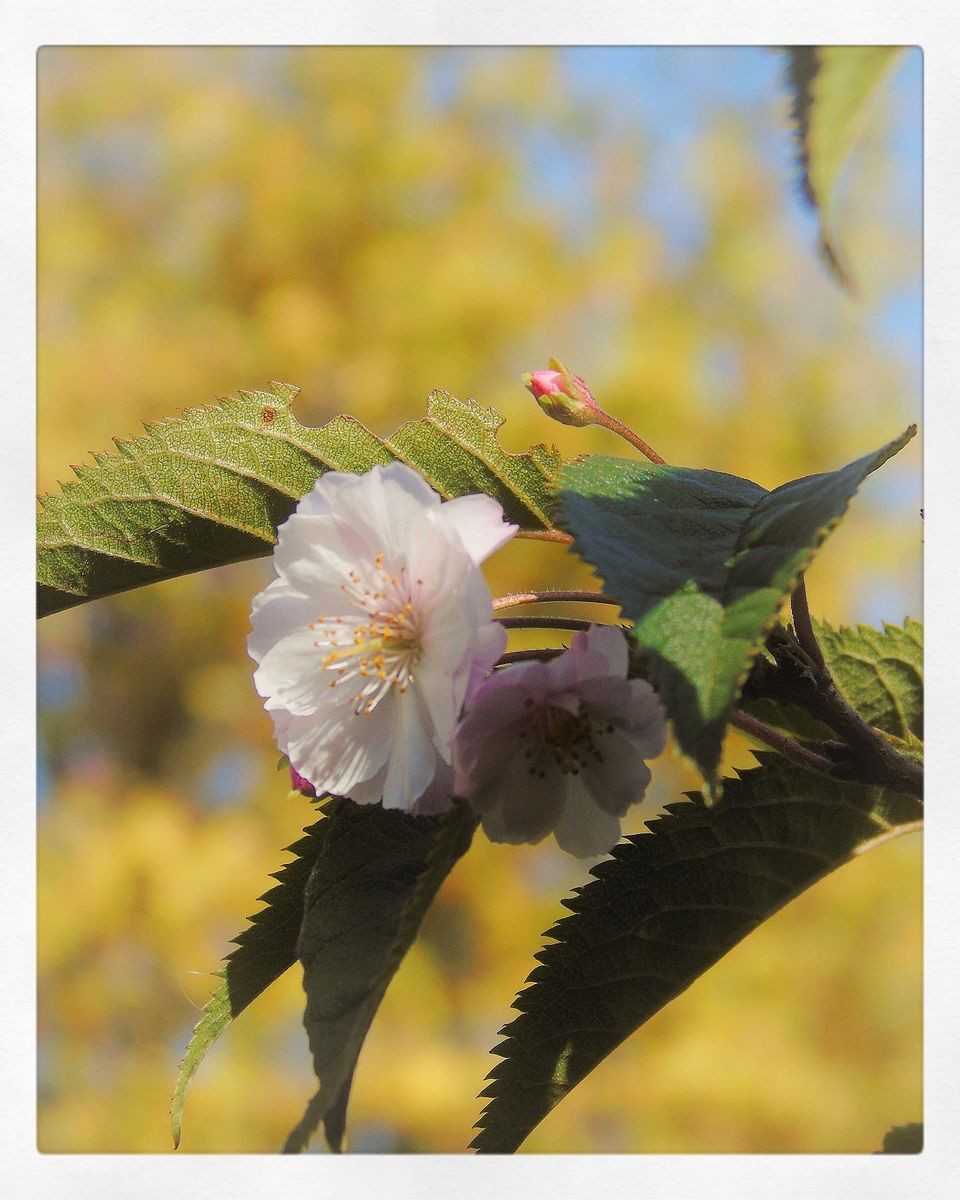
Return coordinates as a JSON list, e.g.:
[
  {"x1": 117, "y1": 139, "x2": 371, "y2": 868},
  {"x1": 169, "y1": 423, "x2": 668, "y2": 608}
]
[
  {"x1": 38, "y1": 384, "x2": 563, "y2": 617},
  {"x1": 556, "y1": 428, "x2": 915, "y2": 788},
  {"x1": 285, "y1": 799, "x2": 477, "y2": 1153},
  {"x1": 171, "y1": 812, "x2": 328, "y2": 1148},
  {"x1": 785, "y1": 46, "x2": 905, "y2": 287},
  {"x1": 471, "y1": 755, "x2": 921, "y2": 1153},
  {"x1": 876, "y1": 1121, "x2": 923, "y2": 1154}
]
